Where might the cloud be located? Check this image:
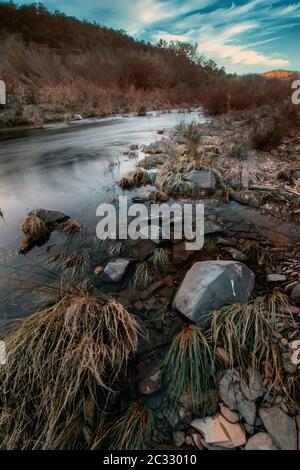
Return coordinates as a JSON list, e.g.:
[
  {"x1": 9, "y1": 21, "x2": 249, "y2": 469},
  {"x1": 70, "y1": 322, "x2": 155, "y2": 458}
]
[{"x1": 198, "y1": 22, "x2": 290, "y2": 67}]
